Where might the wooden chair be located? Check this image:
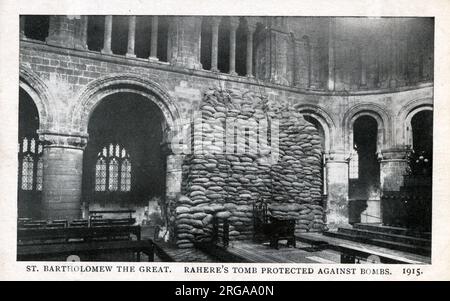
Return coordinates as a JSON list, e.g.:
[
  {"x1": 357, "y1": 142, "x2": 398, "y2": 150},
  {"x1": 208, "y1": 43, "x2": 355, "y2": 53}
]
[{"x1": 253, "y1": 199, "x2": 296, "y2": 249}]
